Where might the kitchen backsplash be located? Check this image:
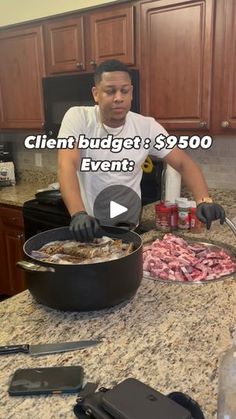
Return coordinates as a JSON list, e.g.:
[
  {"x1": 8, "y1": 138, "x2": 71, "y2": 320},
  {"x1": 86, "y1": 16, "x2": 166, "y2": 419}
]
[
  {"x1": 187, "y1": 135, "x2": 236, "y2": 190},
  {"x1": 0, "y1": 132, "x2": 235, "y2": 190}
]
